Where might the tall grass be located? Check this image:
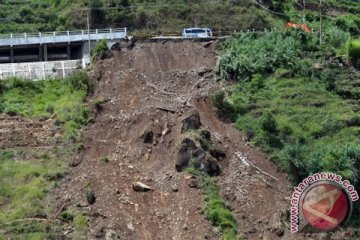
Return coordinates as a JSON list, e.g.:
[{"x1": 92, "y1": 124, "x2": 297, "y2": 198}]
[{"x1": 348, "y1": 39, "x2": 360, "y2": 69}]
